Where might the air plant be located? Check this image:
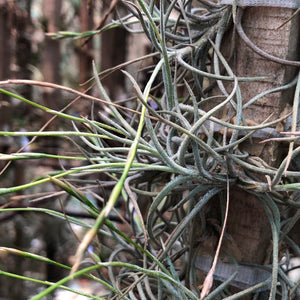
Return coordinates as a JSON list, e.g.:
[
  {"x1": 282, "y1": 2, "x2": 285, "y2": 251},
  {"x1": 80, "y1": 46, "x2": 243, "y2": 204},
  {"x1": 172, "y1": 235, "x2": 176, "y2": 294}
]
[{"x1": 0, "y1": 1, "x2": 299, "y2": 299}]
